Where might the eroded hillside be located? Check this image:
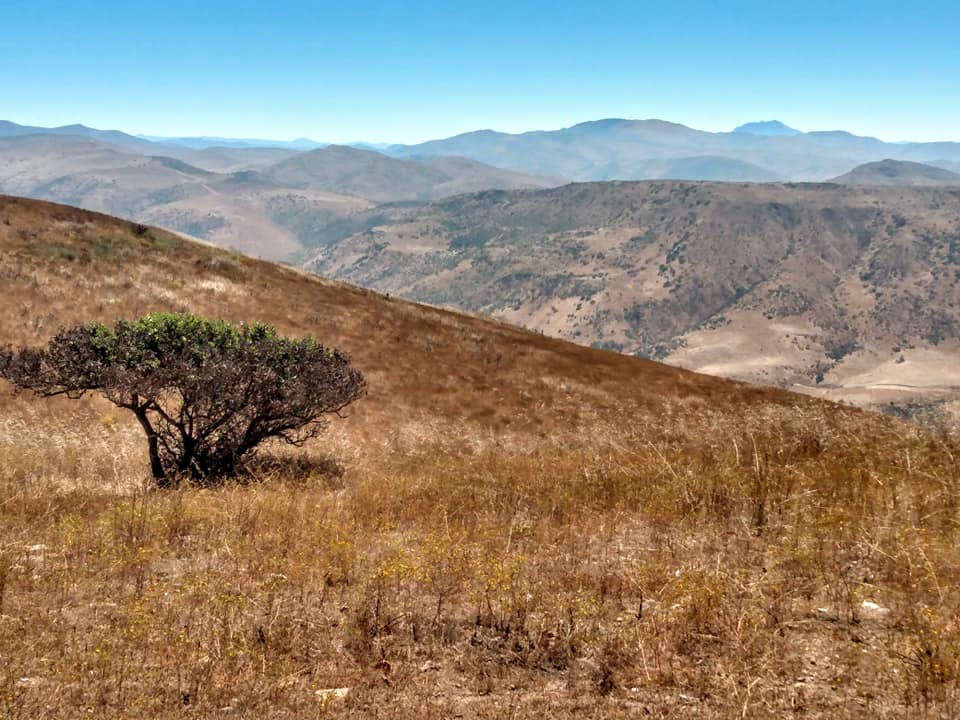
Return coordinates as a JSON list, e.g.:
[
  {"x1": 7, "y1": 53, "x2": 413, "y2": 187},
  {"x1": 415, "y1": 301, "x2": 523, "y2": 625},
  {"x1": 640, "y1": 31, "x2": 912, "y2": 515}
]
[{"x1": 305, "y1": 181, "x2": 960, "y2": 422}]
